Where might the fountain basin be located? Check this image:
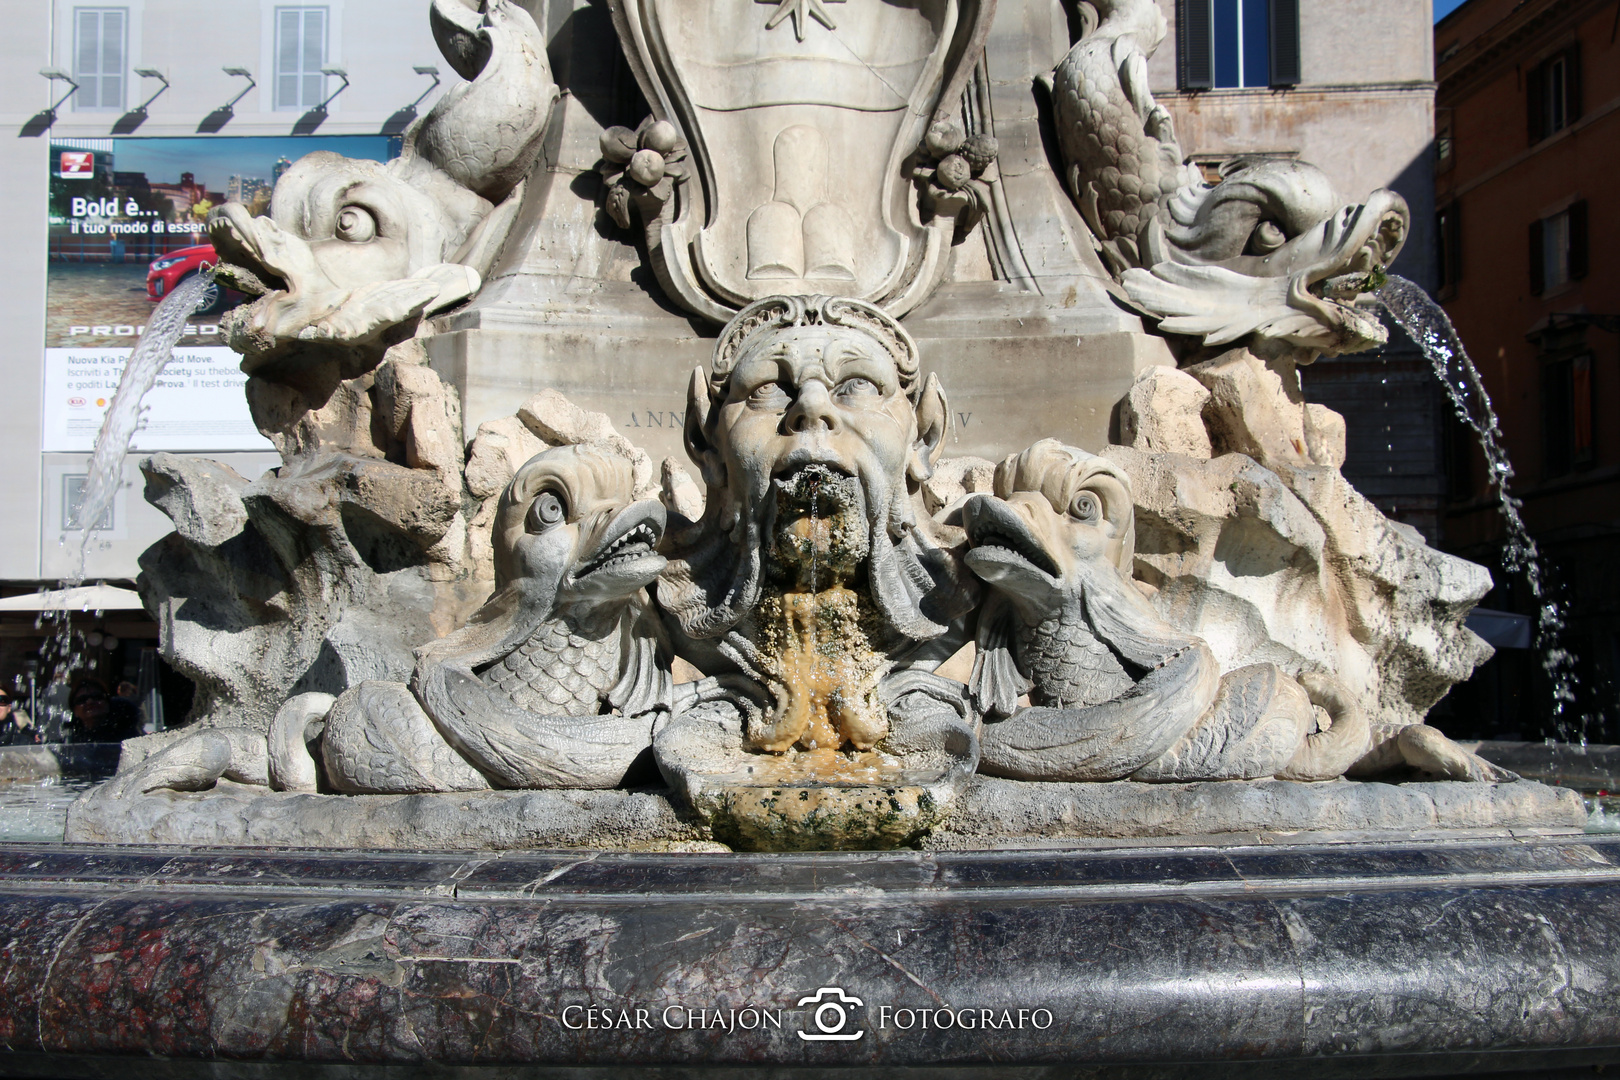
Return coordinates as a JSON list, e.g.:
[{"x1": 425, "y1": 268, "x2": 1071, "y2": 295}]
[
  {"x1": 0, "y1": 743, "x2": 122, "y2": 843},
  {"x1": 64, "y1": 776, "x2": 1584, "y2": 851},
  {"x1": 1, "y1": 834, "x2": 1619, "y2": 1074}
]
